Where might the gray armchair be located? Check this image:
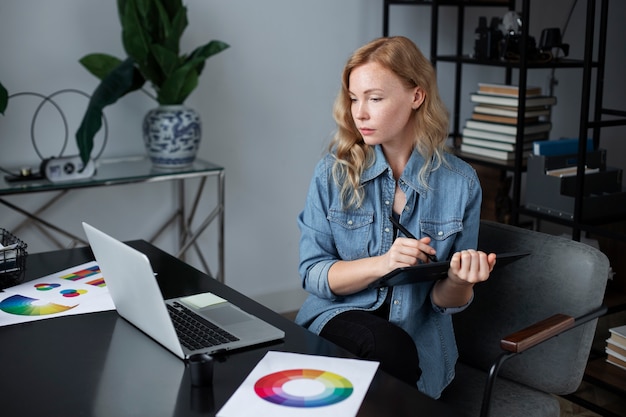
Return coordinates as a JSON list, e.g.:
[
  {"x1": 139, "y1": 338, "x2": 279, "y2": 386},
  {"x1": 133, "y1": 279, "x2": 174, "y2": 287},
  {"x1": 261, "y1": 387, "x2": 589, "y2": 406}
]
[{"x1": 439, "y1": 220, "x2": 610, "y2": 417}]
